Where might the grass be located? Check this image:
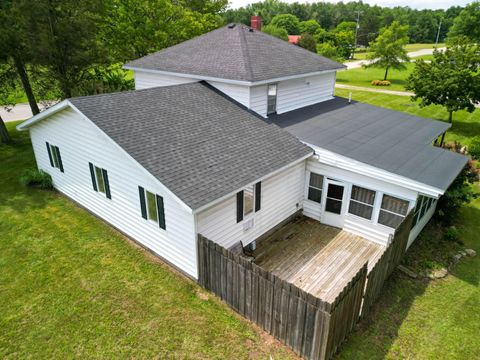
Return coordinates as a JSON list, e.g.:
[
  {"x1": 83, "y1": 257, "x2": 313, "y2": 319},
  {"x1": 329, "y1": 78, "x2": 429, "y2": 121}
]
[
  {"x1": 404, "y1": 43, "x2": 445, "y2": 52},
  {"x1": 0, "y1": 121, "x2": 296, "y2": 359},
  {"x1": 337, "y1": 195, "x2": 480, "y2": 359},
  {"x1": 336, "y1": 63, "x2": 415, "y2": 91},
  {"x1": 2, "y1": 91, "x2": 480, "y2": 359},
  {"x1": 411, "y1": 54, "x2": 434, "y2": 61},
  {"x1": 335, "y1": 88, "x2": 480, "y2": 147}
]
